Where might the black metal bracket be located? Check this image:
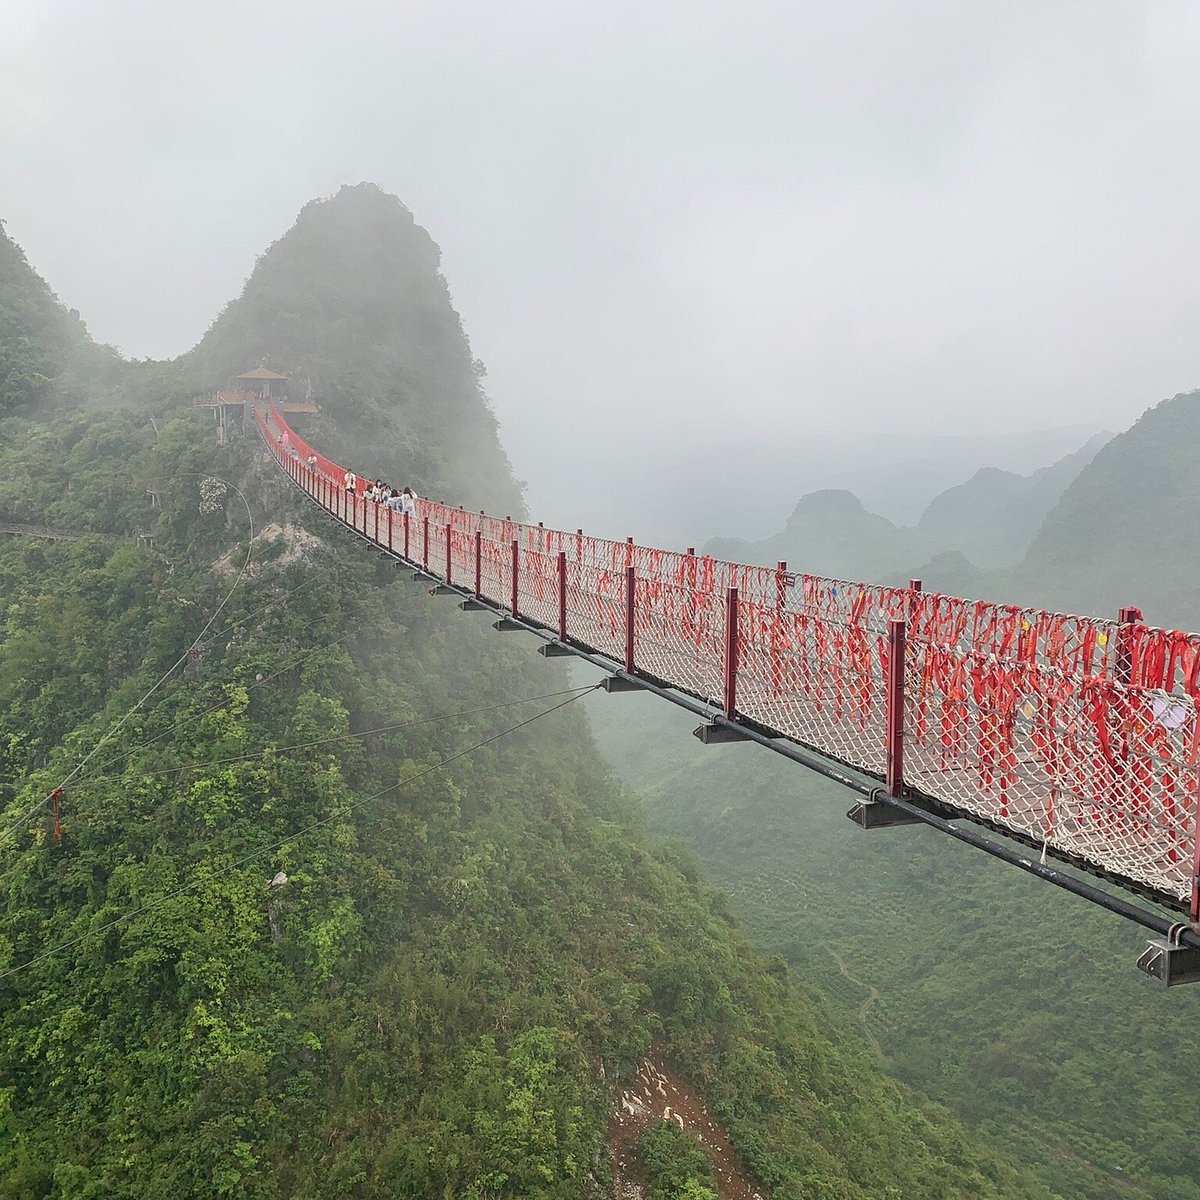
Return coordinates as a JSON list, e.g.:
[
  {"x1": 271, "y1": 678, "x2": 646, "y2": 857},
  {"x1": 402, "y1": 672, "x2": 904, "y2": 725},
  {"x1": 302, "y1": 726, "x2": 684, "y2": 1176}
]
[
  {"x1": 847, "y1": 788, "x2": 923, "y2": 829},
  {"x1": 1136, "y1": 925, "x2": 1200, "y2": 986}
]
